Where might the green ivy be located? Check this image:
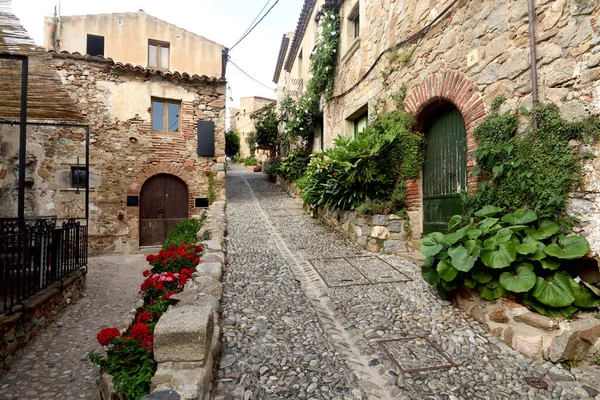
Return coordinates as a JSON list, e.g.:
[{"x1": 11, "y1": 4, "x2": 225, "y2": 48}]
[
  {"x1": 280, "y1": 8, "x2": 340, "y2": 151},
  {"x1": 465, "y1": 100, "x2": 600, "y2": 219}
]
